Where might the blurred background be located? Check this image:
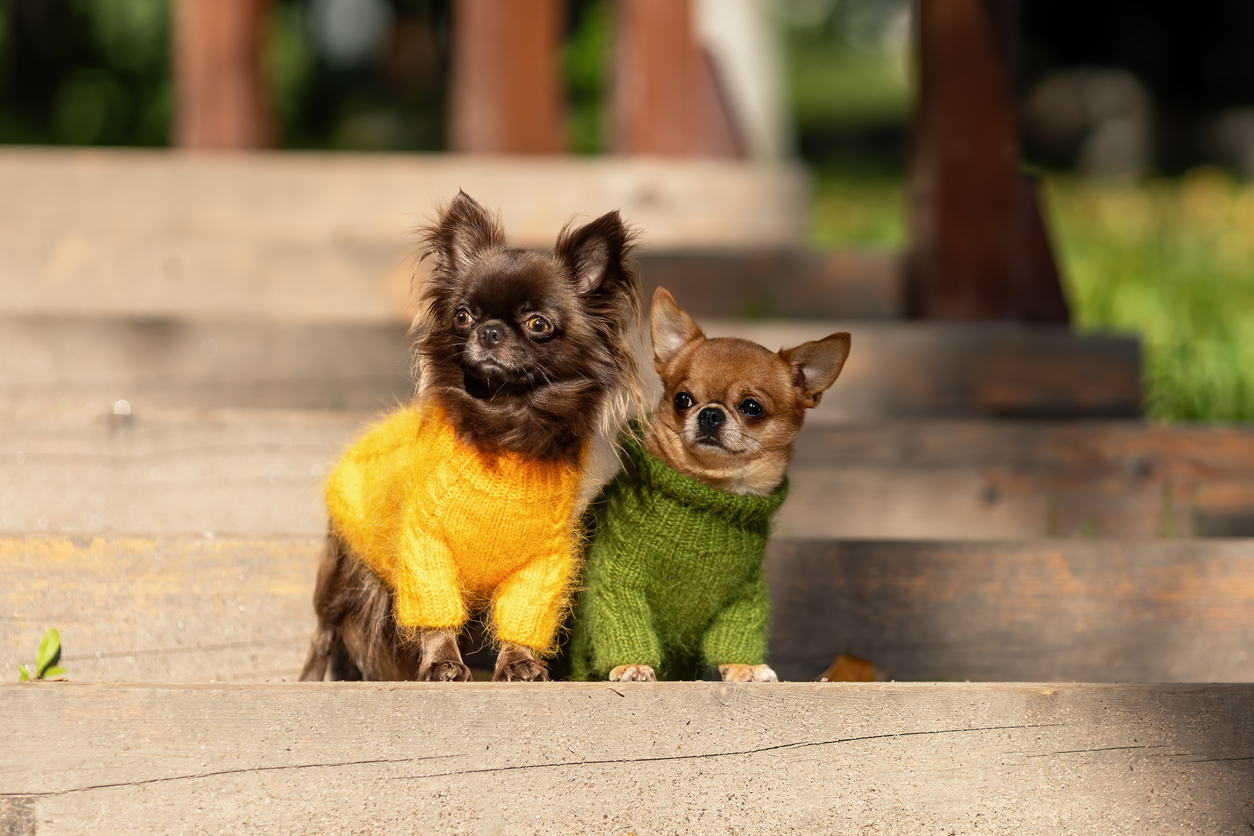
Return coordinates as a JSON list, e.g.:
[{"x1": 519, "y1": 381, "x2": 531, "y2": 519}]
[{"x1": 1, "y1": 0, "x2": 1253, "y2": 420}]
